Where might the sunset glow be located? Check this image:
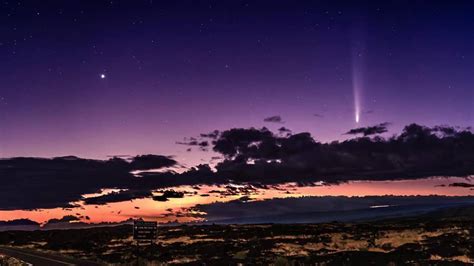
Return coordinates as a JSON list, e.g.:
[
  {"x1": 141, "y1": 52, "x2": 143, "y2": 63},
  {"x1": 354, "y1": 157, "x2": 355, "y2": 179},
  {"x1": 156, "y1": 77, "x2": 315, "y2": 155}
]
[{"x1": 1, "y1": 177, "x2": 472, "y2": 225}]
